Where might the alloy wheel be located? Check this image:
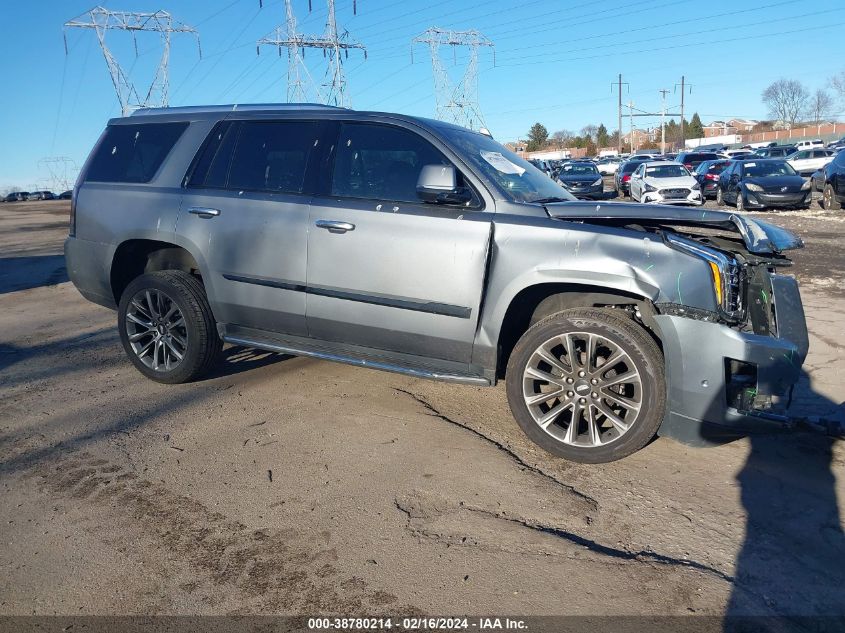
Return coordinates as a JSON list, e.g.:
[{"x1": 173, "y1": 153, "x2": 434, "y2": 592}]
[
  {"x1": 124, "y1": 289, "x2": 188, "y2": 372},
  {"x1": 522, "y1": 331, "x2": 642, "y2": 447}
]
